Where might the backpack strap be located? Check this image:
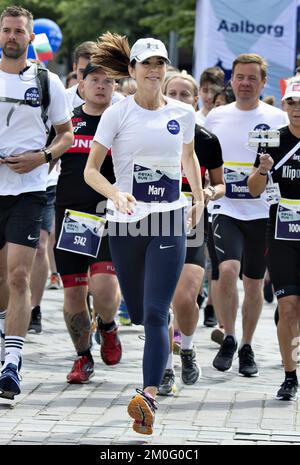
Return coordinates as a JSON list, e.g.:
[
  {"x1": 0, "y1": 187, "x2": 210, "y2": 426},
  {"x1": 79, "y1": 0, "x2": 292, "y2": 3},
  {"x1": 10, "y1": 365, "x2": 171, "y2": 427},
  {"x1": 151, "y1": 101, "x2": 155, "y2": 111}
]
[{"x1": 36, "y1": 64, "x2": 51, "y2": 134}]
